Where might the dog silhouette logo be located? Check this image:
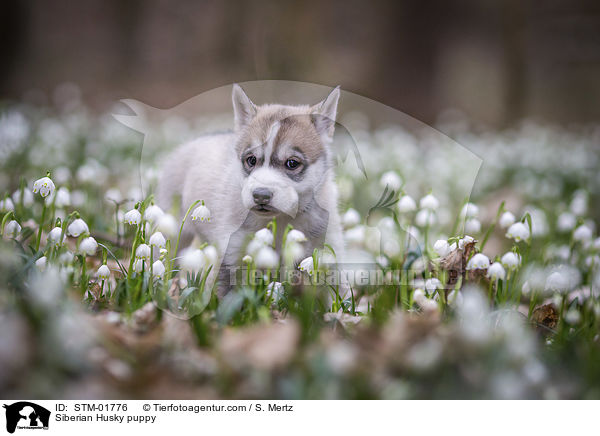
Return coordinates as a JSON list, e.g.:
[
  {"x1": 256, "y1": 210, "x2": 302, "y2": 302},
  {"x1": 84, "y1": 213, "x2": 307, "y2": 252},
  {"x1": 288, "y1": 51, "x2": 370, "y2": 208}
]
[{"x1": 3, "y1": 402, "x2": 50, "y2": 433}]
